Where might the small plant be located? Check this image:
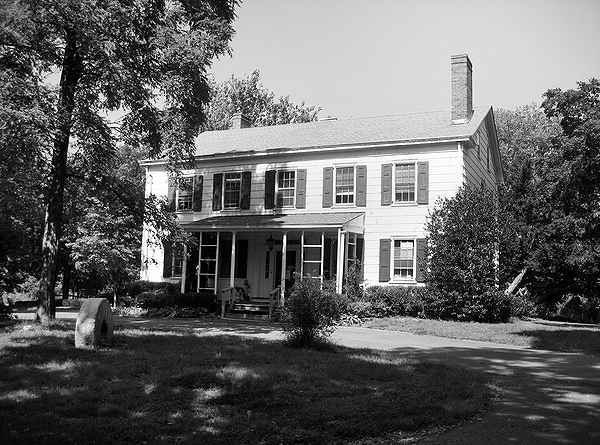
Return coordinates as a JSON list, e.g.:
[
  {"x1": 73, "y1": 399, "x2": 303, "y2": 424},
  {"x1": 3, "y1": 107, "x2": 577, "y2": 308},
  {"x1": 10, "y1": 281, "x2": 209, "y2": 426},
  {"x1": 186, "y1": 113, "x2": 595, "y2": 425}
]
[{"x1": 281, "y1": 277, "x2": 342, "y2": 348}]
